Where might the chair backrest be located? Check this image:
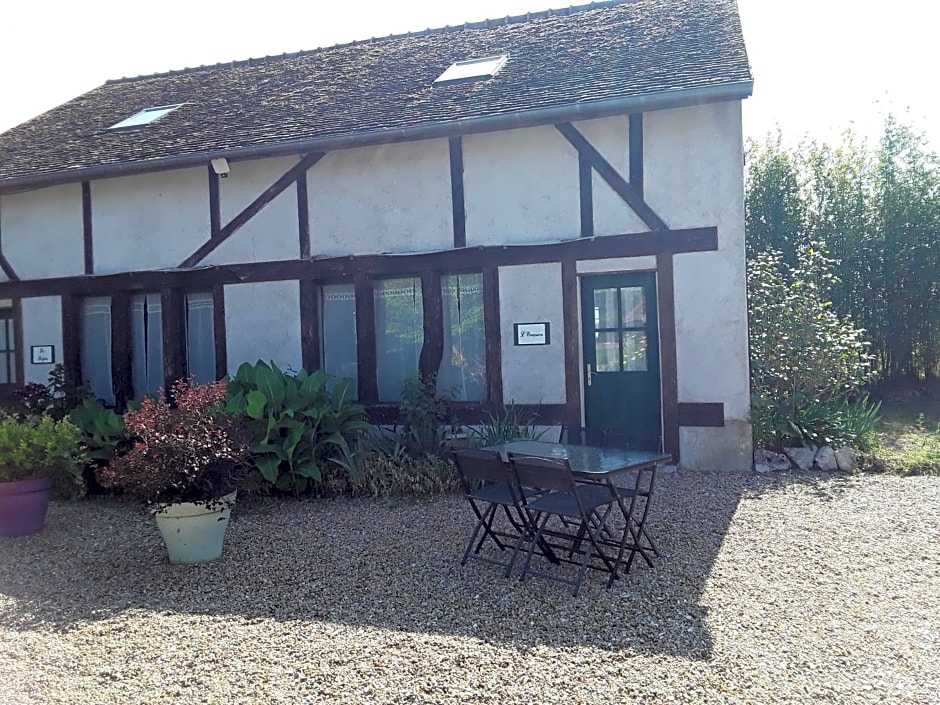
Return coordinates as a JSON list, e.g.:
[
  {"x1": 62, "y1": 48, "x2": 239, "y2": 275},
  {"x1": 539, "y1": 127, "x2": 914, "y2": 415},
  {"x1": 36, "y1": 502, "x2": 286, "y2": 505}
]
[
  {"x1": 453, "y1": 449, "x2": 510, "y2": 489},
  {"x1": 508, "y1": 454, "x2": 574, "y2": 493}
]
